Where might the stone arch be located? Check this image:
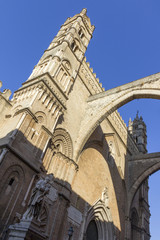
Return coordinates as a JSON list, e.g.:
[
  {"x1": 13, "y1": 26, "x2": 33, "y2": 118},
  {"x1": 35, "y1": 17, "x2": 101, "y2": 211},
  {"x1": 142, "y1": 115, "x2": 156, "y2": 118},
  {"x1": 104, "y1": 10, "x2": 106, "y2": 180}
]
[
  {"x1": 128, "y1": 157, "x2": 160, "y2": 215},
  {"x1": 78, "y1": 25, "x2": 86, "y2": 36},
  {"x1": 0, "y1": 164, "x2": 25, "y2": 227},
  {"x1": 72, "y1": 146, "x2": 121, "y2": 232},
  {"x1": 82, "y1": 139, "x2": 103, "y2": 152},
  {"x1": 87, "y1": 89, "x2": 160, "y2": 146},
  {"x1": 75, "y1": 73, "x2": 160, "y2": 160},
  {"x1": 52, "y1": 128, "x2": 73, "y2": 159},
  {"x1": 84, "y1": 199, "x2": 114, "y2": 240},
  {"x1": 35, "y1": 111, "x2": 47, "y2": 125},
  {"x1": 61, "y1": 59, "x2": 72, "y2": 73},
  {"x1": 0, "y1": 164, "x2": 25, "y2": 191},
  {"x1": 70, "y1": 37, "x2": 82, "y2": 54}
]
